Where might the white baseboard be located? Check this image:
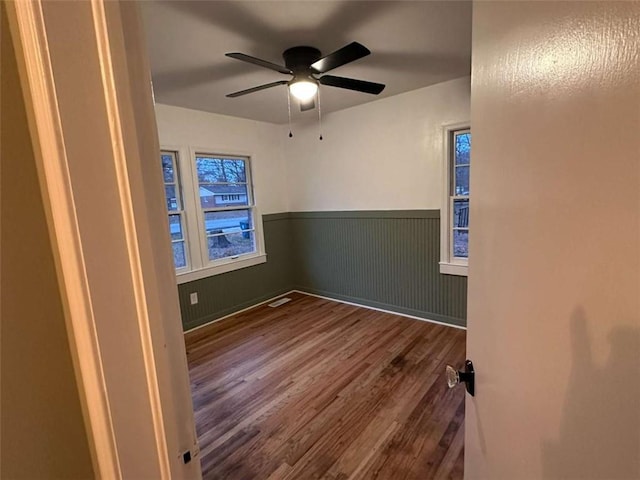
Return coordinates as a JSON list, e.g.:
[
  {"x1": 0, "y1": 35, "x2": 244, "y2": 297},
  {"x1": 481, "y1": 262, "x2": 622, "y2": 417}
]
[
  {"x1": 291, "y1": 290, "x2": 466, "y2": 331},
  {"x1": 182, "y1": 291, "x2": 295, "y2": 334},
  {"x1": 184, "y1": 289, "x2": 466, "y2": 334}
]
